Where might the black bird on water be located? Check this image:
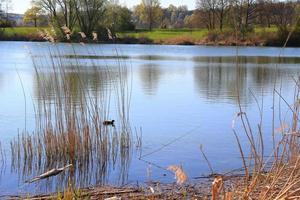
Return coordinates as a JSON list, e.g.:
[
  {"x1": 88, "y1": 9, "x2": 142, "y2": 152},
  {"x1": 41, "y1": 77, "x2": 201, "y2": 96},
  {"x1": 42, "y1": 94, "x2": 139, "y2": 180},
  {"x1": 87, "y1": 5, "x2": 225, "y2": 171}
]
[{"x1": 103, "y1": 120, "x2": 115, "y2": 126}]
